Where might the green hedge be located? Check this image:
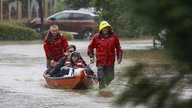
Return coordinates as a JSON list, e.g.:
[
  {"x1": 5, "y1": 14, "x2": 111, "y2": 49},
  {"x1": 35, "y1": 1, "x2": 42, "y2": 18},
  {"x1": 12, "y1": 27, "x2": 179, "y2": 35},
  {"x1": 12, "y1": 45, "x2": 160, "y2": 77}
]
[
  {"x1": 41, "y1": 30, "x2": 74, "y2": 41},
  {"x1": 0, "y1": 22, "x2": 37, "y2": 40},
  {"x1": 60, "y1": 31, "x2": 74, "y2": 41},
  {"x1": 0, "y1": 21, "x2": 74, "y2": 41}
]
